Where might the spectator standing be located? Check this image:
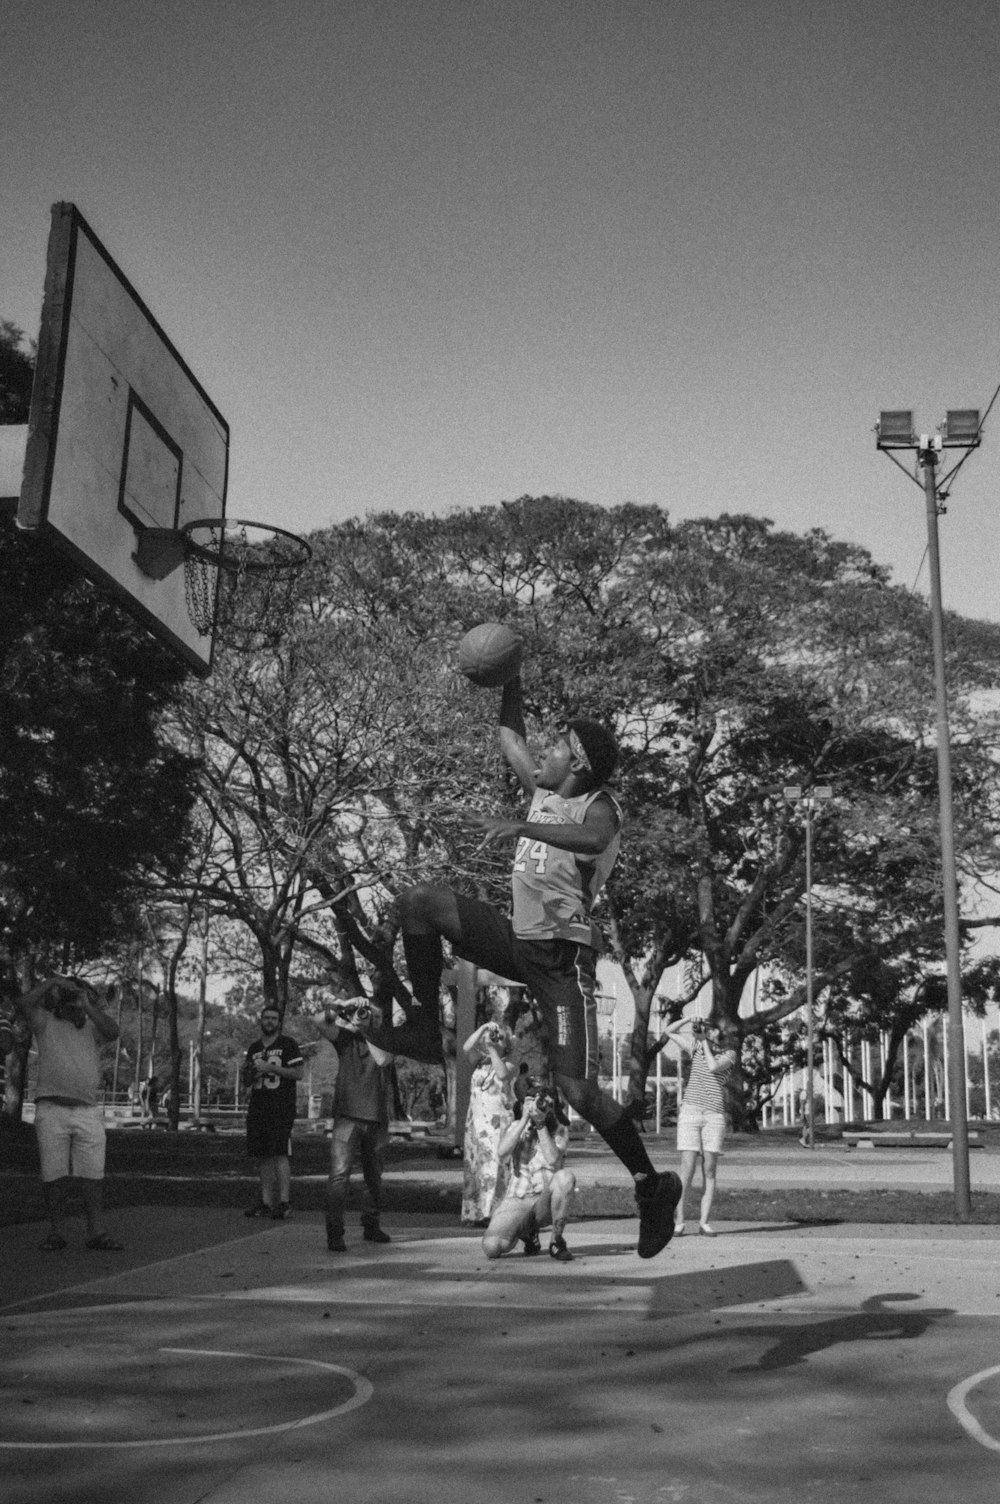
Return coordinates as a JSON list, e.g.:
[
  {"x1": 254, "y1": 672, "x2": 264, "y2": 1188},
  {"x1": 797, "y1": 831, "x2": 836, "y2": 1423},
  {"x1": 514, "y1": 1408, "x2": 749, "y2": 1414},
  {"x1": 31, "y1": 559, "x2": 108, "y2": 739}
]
[
  {"x1": 315, "y1": 997, "x2": 394, "y2": 1252},
  {"x1": 13, "y1": 976, "x2": 123, "y2": 1252},
  {"x1": 139, "y1": 1073, "x2": 160, "y2": 1126},
  {"x1": 243, "y1": 1006, "x2": 304, "y2": 1221},
  {"x1": 460, "y1": 1020, "x2": 515, "y2": 1226},
  {"x1": 662, "y1": 1018, "x2": 739, "y2": 1236}
]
